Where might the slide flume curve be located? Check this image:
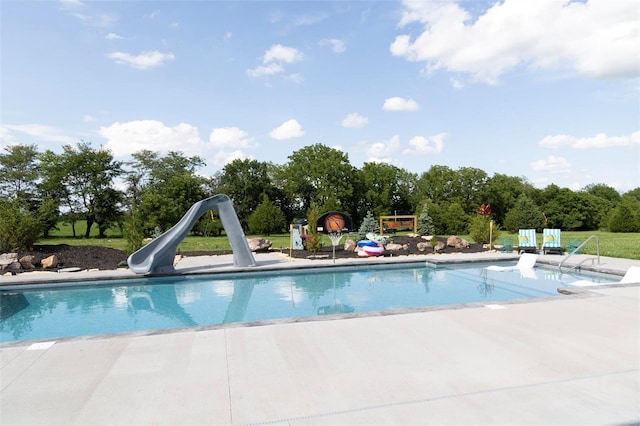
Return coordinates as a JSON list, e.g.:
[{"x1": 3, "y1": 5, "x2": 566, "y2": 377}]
[{"x1": 127, "y1": 194, "x2": 256, "y2": 275}]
